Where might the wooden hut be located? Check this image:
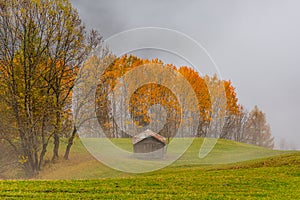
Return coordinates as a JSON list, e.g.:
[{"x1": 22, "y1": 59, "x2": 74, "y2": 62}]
[{"x1": 132, "y1": 129, "x2": 166, "y2": 159}]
